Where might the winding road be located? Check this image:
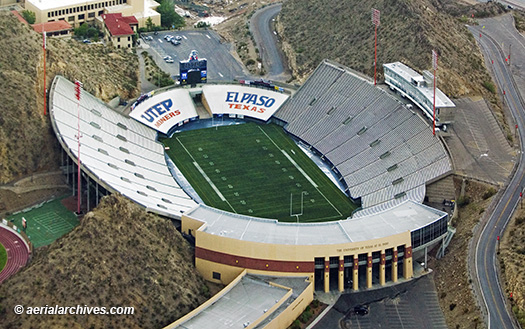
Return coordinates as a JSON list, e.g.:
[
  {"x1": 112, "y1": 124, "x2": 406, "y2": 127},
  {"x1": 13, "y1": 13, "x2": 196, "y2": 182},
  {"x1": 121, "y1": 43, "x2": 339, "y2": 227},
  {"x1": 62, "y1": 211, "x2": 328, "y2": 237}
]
[
  {"x1": 250, "y1": 3, "x2": 291, "y2": 81},
  {"x1": 468, "y1": 15, "x2": 525, "y2": 329}
]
